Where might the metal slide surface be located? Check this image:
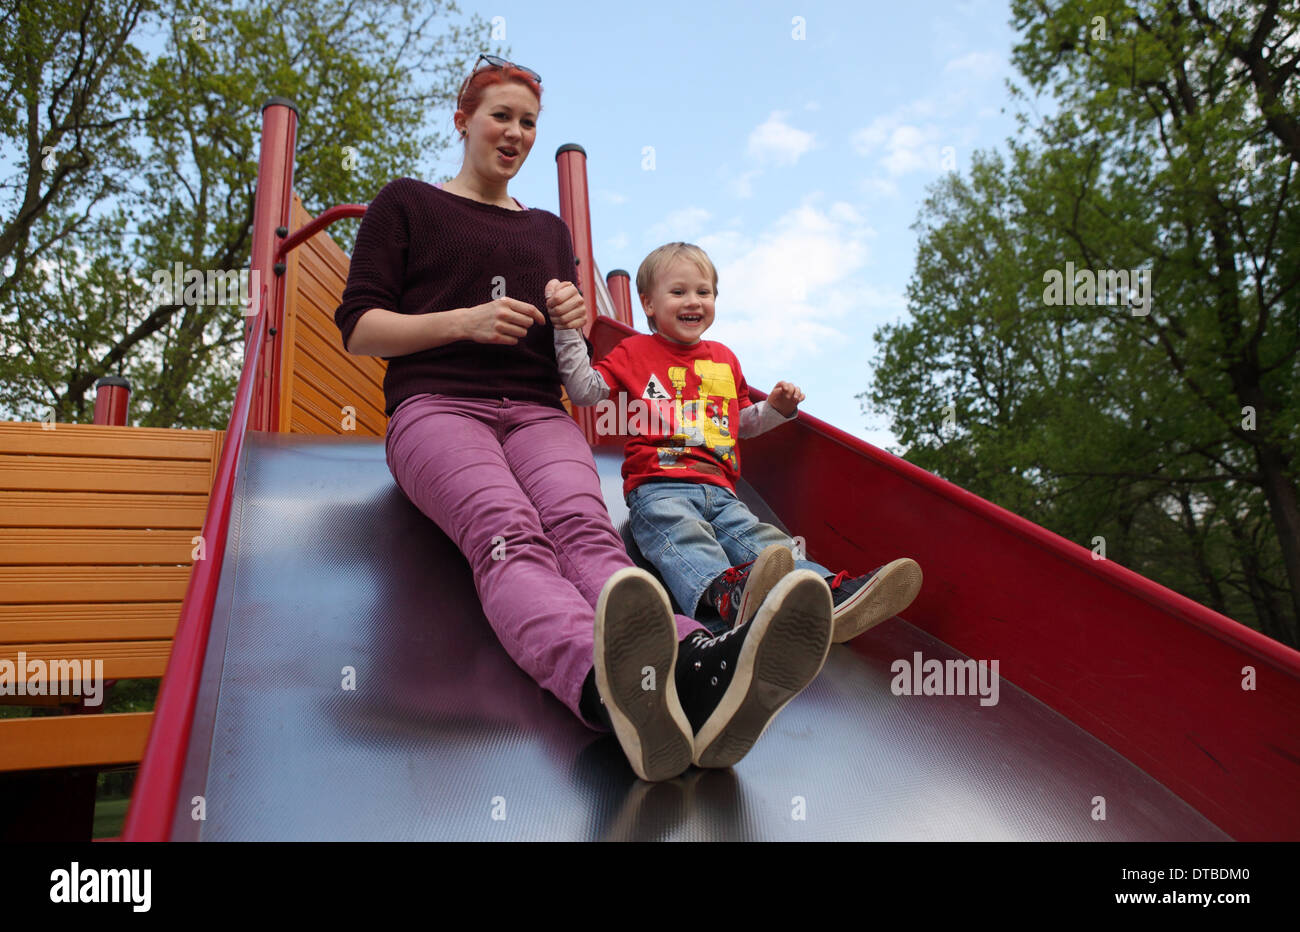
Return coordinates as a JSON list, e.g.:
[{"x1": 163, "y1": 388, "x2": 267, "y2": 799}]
[{"x1": 170, "y1": 431, "x2": 1229, "y2": 840}]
